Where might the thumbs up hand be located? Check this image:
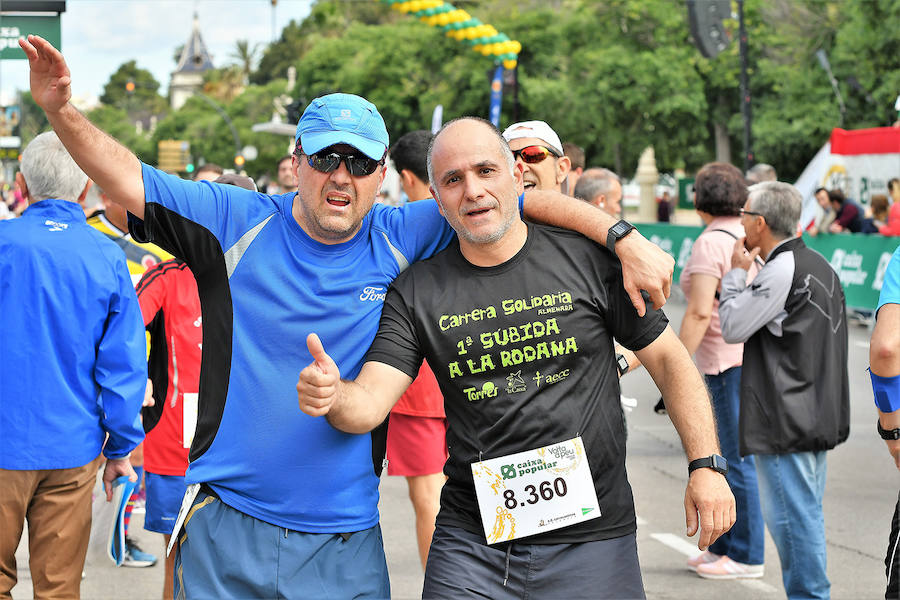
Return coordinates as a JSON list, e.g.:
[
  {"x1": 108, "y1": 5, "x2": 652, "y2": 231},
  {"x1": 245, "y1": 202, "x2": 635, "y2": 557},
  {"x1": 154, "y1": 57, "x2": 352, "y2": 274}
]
[{"x1": 297, "y1": 333, "x2": 341, "y2": 417}]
